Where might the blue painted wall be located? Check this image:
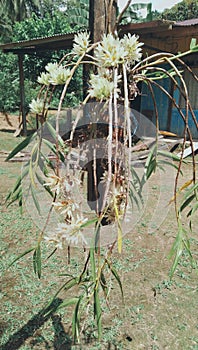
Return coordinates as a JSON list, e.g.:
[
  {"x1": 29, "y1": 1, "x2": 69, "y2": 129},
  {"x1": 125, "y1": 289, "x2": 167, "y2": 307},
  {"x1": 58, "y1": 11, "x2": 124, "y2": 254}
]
[{"x1": 140, "y1": 78, "x2": 198, "y2": 138}]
